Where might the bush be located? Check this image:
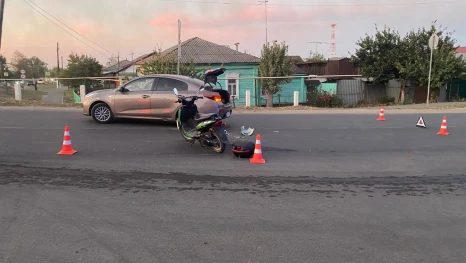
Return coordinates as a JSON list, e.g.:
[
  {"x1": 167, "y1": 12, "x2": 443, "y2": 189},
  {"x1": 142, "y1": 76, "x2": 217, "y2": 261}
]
[
  {"x1": 316, "y1": 92, "x2": 343, "y2": 108},
  {"x1": 377, "y1": 95, "x2": 395, "y2": 105}
]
